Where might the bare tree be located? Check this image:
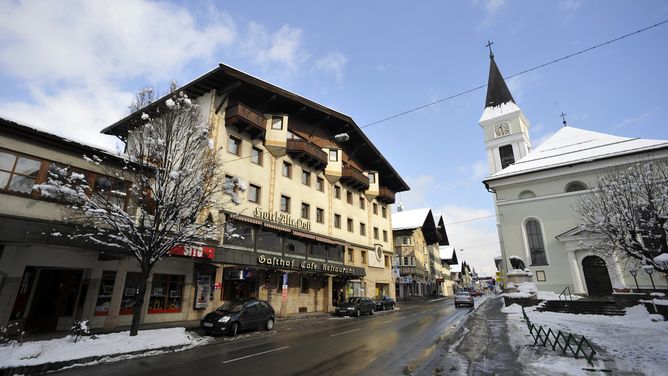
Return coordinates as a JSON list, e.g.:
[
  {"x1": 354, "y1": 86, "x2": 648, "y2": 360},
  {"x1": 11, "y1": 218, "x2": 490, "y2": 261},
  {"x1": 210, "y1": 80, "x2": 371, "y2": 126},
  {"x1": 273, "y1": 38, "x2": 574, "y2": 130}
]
[
  {"x1": 36, "y1": 88, "x2": 230, "y2": 336},
  {"x1": 575, "y1": 160, "x2": 668, "y2": 273}
]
